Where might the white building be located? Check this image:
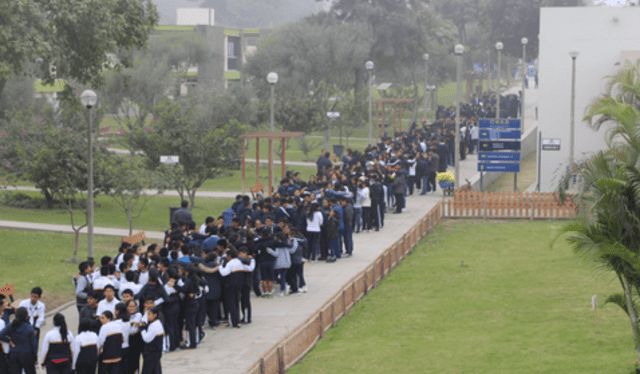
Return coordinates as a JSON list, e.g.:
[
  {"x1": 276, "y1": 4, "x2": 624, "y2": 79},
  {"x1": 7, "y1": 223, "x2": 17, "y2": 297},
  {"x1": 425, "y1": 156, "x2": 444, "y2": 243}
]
[
  {"x1": 538, "y1": 5, "x2": 640, "y2": 191},
  {"x1": 177, "y1": 8, "x2": 215, "y2": 26}
]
